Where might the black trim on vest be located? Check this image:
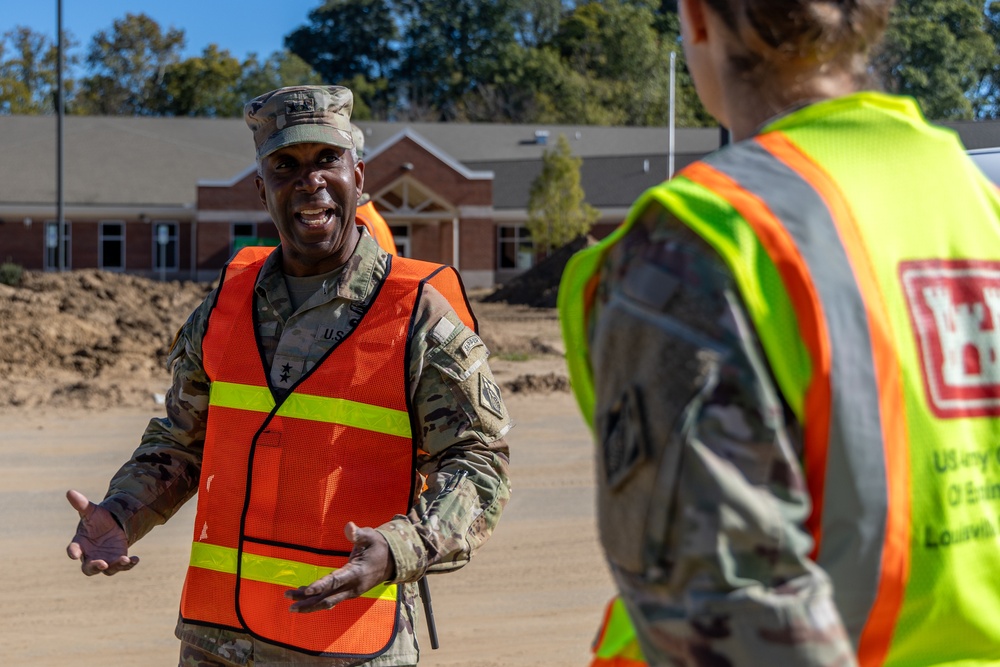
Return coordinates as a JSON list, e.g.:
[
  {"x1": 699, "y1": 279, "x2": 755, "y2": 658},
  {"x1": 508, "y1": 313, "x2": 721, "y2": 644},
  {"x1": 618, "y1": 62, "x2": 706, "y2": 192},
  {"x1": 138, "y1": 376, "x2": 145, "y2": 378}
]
[
  {"x1": 404, "y1": 272, "x2": 426, "y2": 510},
  {"x1": 203, "y1": 252, "x2": 241, "y2": 353},
  {"x1": 177, "y1": 616, "x2": 245, "y2": 634},
  {"x1": 233, "y1": 403, "x2": 282, "y2": 640},
  {"x1": 251, "y1": 261, "x2": 272, "y2": 395},
  {"x1": 425, "y1": 263, "x2": 480, "y2": 334},
  {"x1": 217, "y1": 250, "x2": 410, "y2": 659},
  {"x1": 243, "y1": 535, "x2": 352, "y2": 558}
]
